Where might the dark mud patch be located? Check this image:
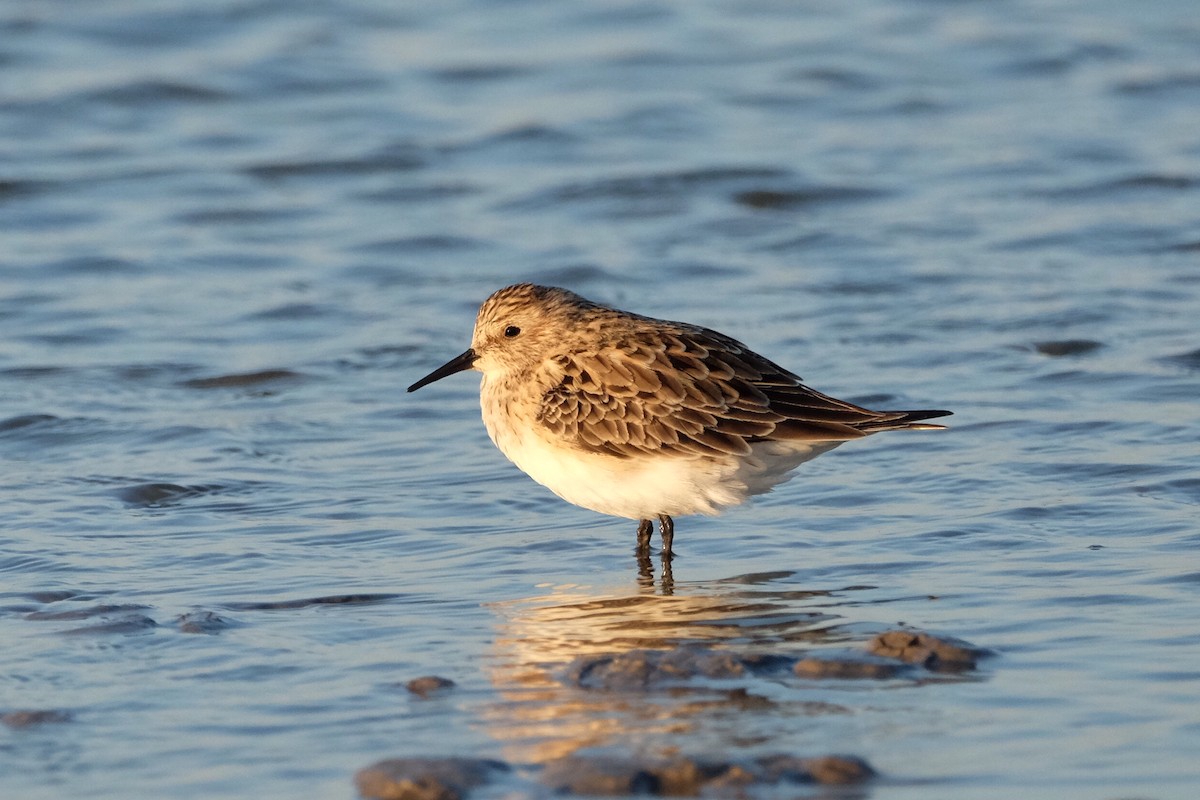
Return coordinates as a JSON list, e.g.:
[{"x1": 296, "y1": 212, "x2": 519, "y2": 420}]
[
  {"x1": 355, "y1": 752, "x2": 874, "y2": 798},
  {"x1": 1030, "y1": 339, "x2": 1104, "y2": 357},
  {"x1": 867, "y1": 630, "x2": 991, "y2": 673},
  {"x1": 794, "y1": 651, "x2": 916, "y2": 679},
  {"x1": 1160, "y1": 346, "x2": 1200, "y2": 371},
  {"x1": 176, "y1": 611, "x2": 236, "y2": 634},
  {"x1": 115, "y1": 482, "x2": 234, "y2": 508},
  {"x1": 734, "y1": 185, "x2": 887, "y2": 210},
  {"x1": 0, "y1": 413, "x2": 60, "y2": 433},
  {"x1": 355, "y1": 757, "x2": 509, "y2": 800},
  {"x1": 568, "y1": 647, "x2": 754, "y2": 690},
  {"x1": 178, "y1": 369, "x2": 305, "y2": 390},
  {"x1": 225, "y1": 593, "x2": 401, "y2": 611},
  {"x1": 25, "y1": 603, "x2": 151, "y2": 622},
  {"x1": 405, "y1": 676, "x2": 457, "y2": 697},
  {"x1": 542, "y1": 752, "x2": 875, "y2": 794},
  {"x1": 60, "y1": 614, "x2": 158, "y2": 635},
  {"x1": 20, "y1": 598, "x2": 159, "y2": 635},
  {"x1": 2, "y1": 709, "x2": 73, "y2": 729},
  {"x1": 22, "y1": 590, "x2": 84, "y2": 603},
  {"x1": 566, "y1": 631, "x2": 988, "y2": 691}
]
